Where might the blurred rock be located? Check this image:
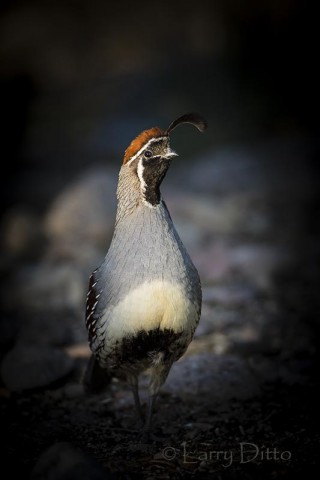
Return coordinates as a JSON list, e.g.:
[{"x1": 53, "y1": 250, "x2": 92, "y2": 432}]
[
  {"x1": 44, "y1": 168, "x2": 117, "y2": 258},
  {"x1": 0, "y1": 314, "x2": 21, "y2": 352},
  {"x1": 194, "y1": 304, "x2": 217, "y2": 337},
  {"x1": 167, "y1": 190, "x2": 270, "y2": 239},
  {"x1": 186, "y1": 140, "x2": 315, "y2": 197},
  {"x1": 185, "y1": 148, "x2": 266, "y2": 195},
  {"x1": 202, "y1": 284, "x2": 257, "y2": 306},
  {"x1": 1, "y1": 207, "x2": 45, "y2": 260},
  {"x1": 1, "y1": 345, "x2": 74, "y2": 392},
  {"x1": 31, "y1": 442, "x2": 111, "y2": 480},
  {"x1": 12, "y1": 263, "x2": 87, "y2": 313},
  {"x1": 188, "y1": 332, "x2": 231, "y2": 355},
  {"x1": 164, "y1": 353, "x2": 260, "y2": 403},
  {"x1": 248, "y1": 355, "x2": 312, "y2": 387},
  {"x1": 230, "y1": 244, "x2": 292, "y2": 289},
  {"x1": 192, "y1": 241, "x2": 292, "y2": 287},
  {"x1": 194, "y1": 303, "x2": 245, "y2": 339},
  {"x1": 16, "y1": 311, "x2": 78, "y2": 346},
  {"x1": 45, "y1": 243, "x2": 103, "y2": 272},
  {"x1": 192, "y1": 241, "x2": 233, "y2": 281}
]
